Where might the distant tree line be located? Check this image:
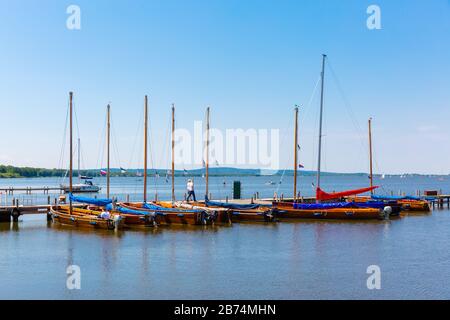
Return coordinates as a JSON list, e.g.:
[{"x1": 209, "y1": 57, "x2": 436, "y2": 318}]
[
  {"x1": 0, "y1": 165, "x2": 66, "y2": 178},
  {"x1": 0, "y1": 165, "x2": 132, "y2": 178},
  {"x1": 0, "y1": 164, "x2": 381, "y2": 179}
]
